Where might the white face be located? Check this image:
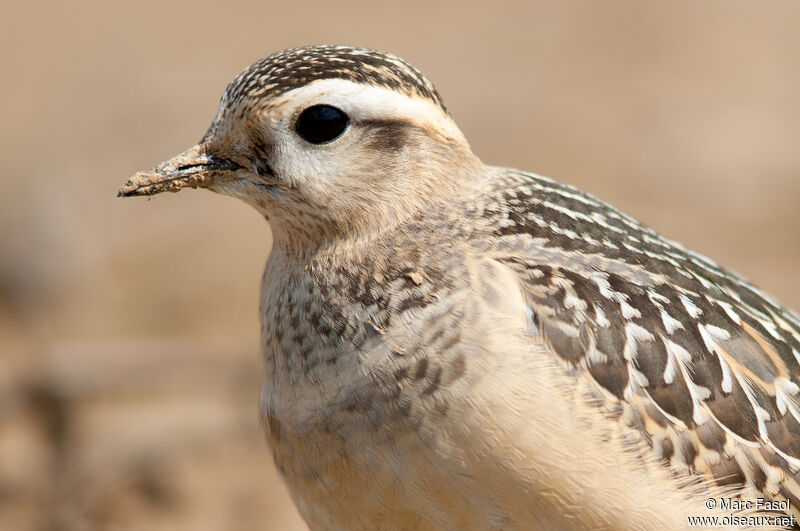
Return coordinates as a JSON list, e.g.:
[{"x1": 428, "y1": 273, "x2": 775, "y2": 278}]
[{"x1": 206, "y1": 78, "x2": 473, "y2": 230}]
